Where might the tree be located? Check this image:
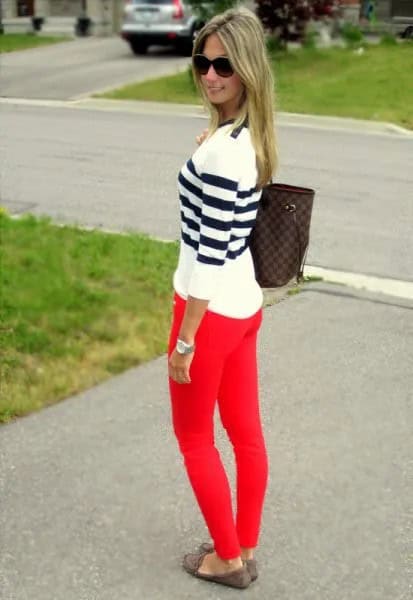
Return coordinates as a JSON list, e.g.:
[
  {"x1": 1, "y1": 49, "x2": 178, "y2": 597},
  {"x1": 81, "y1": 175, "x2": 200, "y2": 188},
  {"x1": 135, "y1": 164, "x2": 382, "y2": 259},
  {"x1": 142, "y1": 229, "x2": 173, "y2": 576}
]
[
  {"x1": 255, "y1": 0, "x2": 339, "y2": 47},
  {"x1": 186, "y1": 0, "x2": 238, "y2": 22}
]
